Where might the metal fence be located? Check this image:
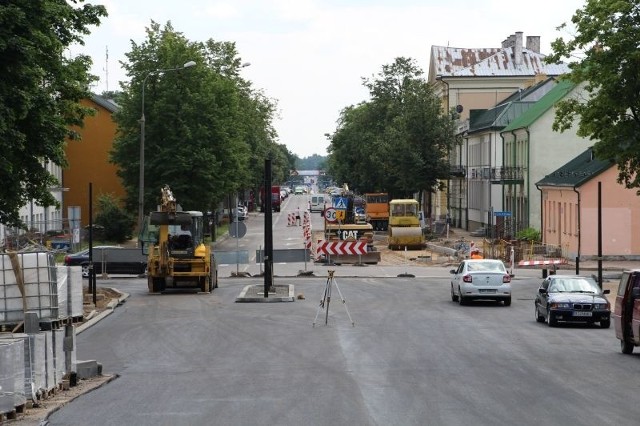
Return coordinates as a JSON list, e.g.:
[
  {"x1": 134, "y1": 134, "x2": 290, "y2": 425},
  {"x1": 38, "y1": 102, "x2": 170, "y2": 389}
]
[{"x1": 481, "y1": 239, "x2": 568, "y2": 263}]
